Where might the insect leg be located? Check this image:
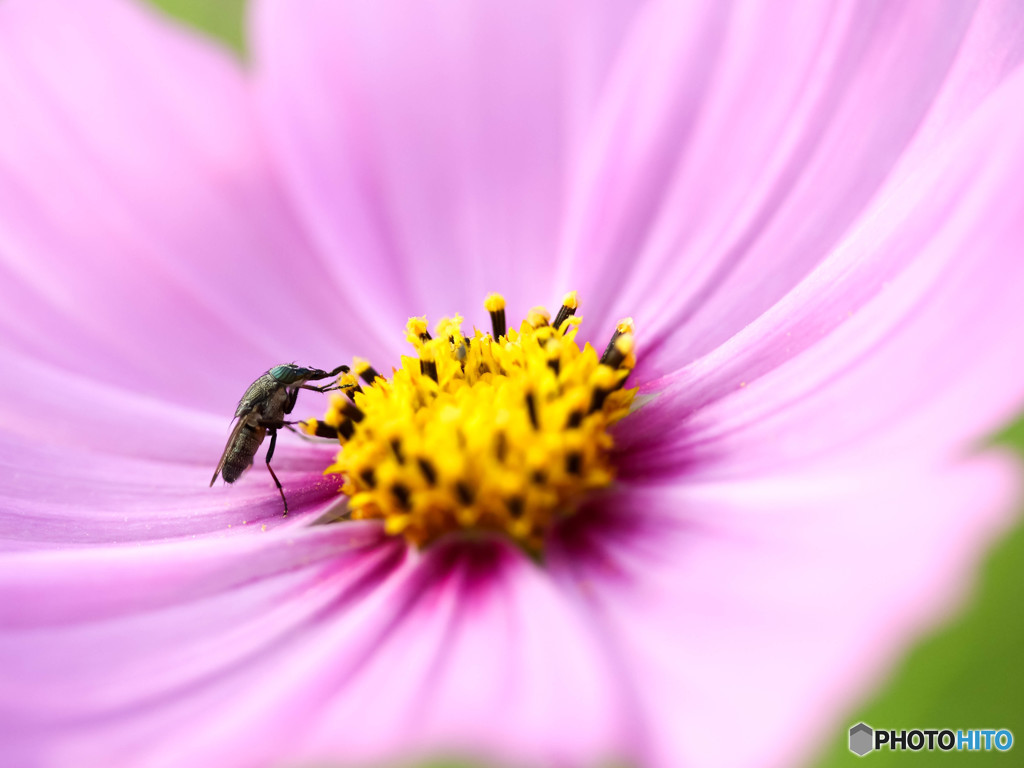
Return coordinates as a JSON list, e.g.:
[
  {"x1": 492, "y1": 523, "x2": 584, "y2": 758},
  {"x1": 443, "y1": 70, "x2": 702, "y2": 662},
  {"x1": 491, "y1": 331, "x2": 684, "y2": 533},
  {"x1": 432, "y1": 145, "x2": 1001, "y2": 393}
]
[
  {"x1": 298, "y1": 383, "x2": 341, "y2": 393},
  {"x1": 264, "y1": 428, "x2": 289, "y2": 516},
  {"x1": 284, "y1": 387, "x2": 300, "y2": 415}
]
